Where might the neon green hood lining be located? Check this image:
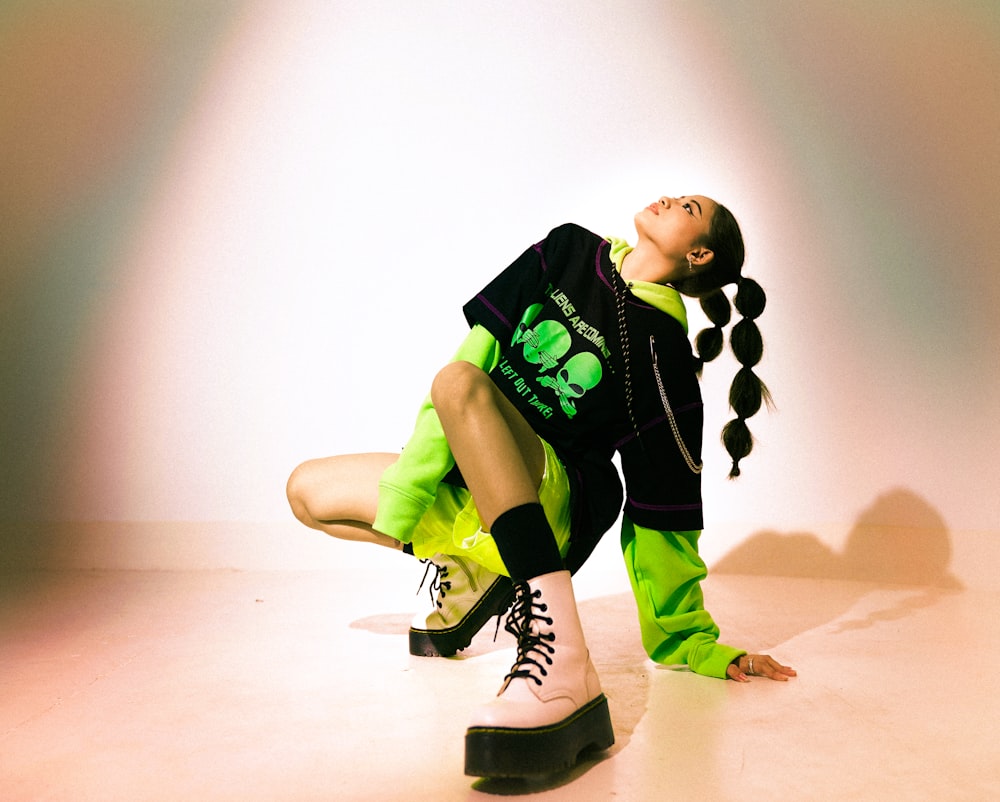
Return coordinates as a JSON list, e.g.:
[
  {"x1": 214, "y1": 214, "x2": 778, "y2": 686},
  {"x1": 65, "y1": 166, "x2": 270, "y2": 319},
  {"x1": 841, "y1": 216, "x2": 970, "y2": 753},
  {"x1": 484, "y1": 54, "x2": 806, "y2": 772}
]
[{"x1": 607, "y1": 236, "x2": 689, "y2": 333}]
